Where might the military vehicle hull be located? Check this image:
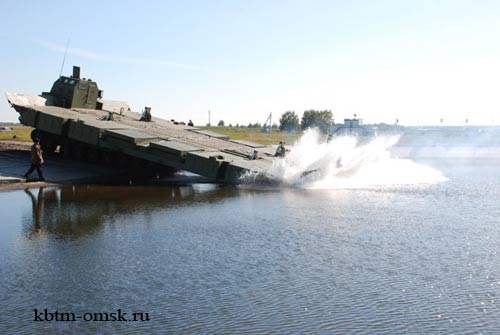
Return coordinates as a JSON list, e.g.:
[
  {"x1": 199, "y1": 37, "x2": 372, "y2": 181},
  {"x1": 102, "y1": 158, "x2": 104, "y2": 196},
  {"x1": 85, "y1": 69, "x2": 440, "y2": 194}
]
[{"x1": 5, "y1": 68, "x2": 277, "y2": 183}]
